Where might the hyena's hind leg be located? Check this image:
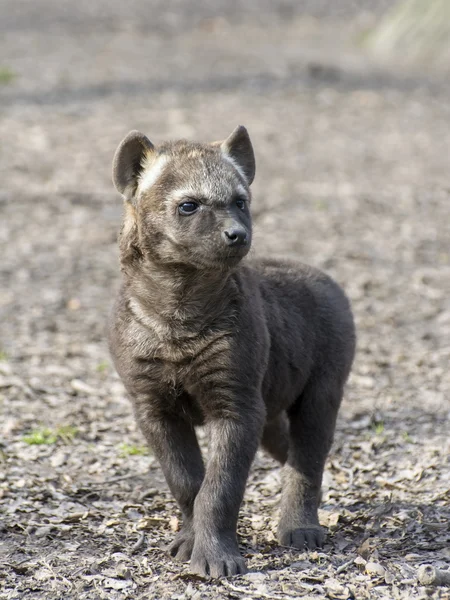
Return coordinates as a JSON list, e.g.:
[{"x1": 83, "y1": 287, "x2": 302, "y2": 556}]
[
  {"x1": 260, "y1": 412, "x2": 289, "y2": 464},
  {"x1": 277, "y1": 375, "x2": 343, "y2": 550}
]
